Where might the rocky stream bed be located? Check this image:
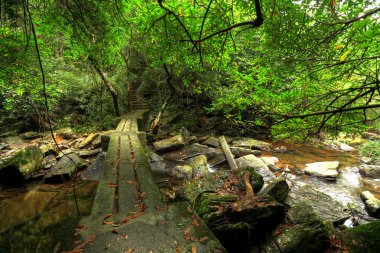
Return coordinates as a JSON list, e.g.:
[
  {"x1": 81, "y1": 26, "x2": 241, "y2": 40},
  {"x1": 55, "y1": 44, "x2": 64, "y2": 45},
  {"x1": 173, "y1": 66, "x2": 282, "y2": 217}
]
[{"x1": 1, "y1": 128, "x2": 380, "y2": 252}]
